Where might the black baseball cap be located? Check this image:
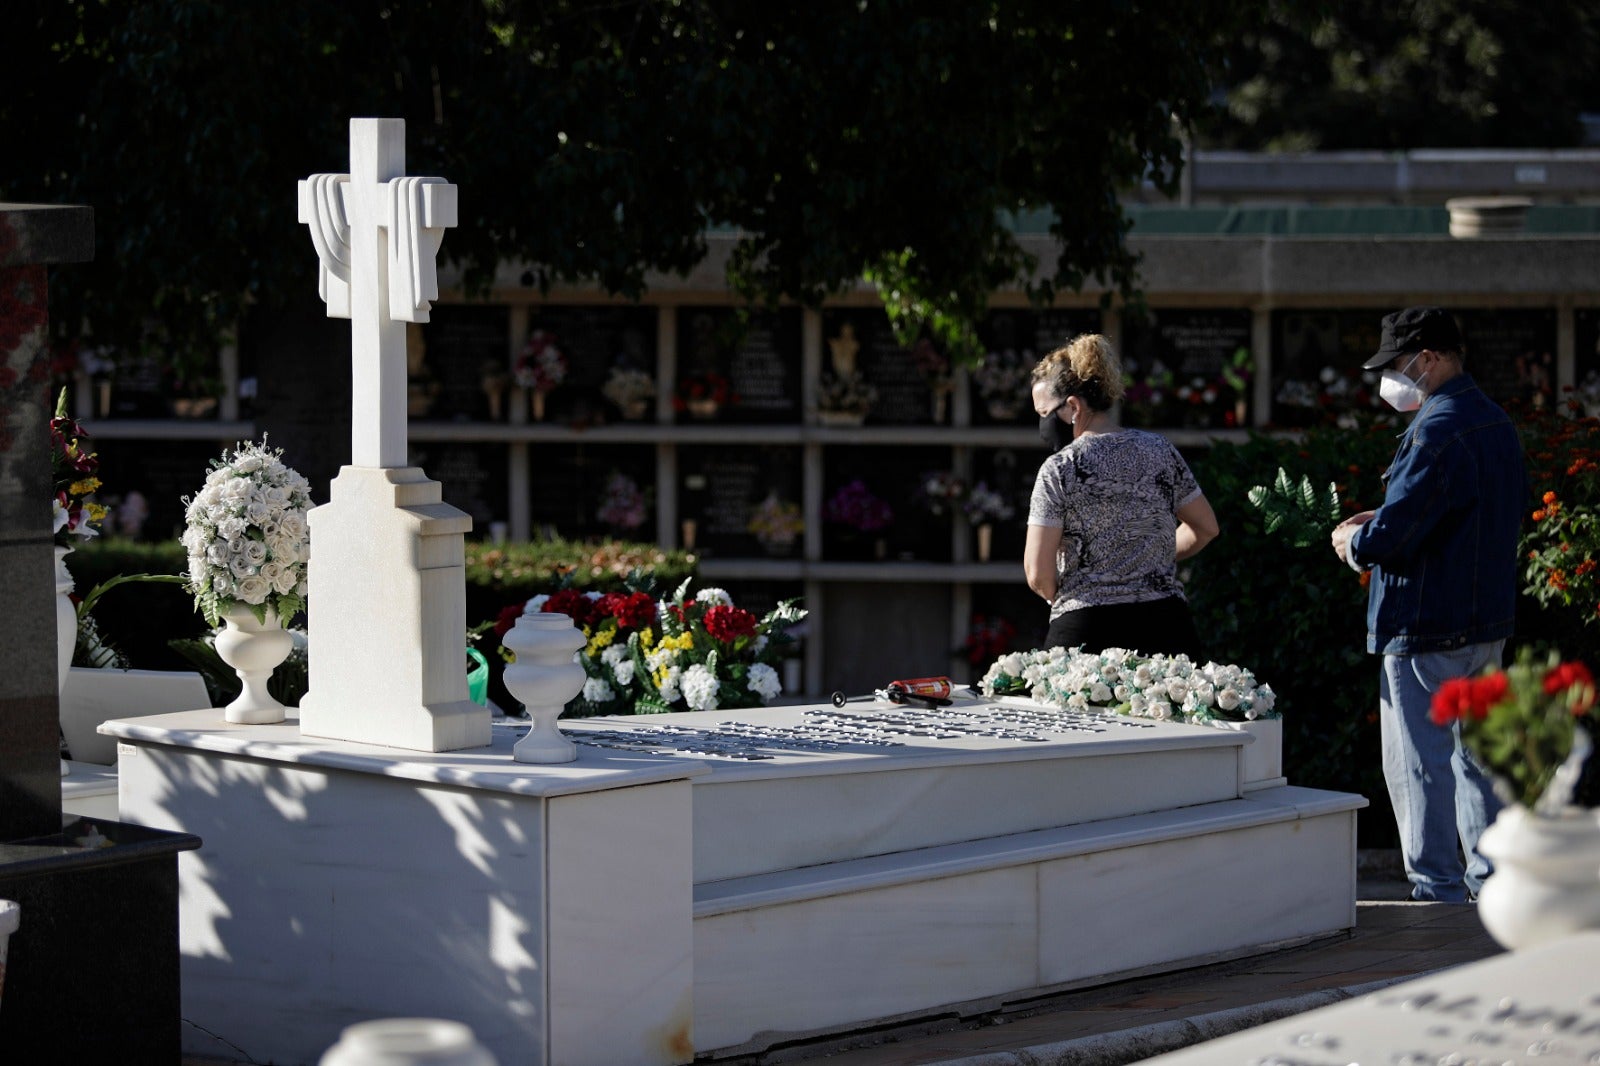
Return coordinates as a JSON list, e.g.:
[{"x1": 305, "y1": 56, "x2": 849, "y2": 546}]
[{"x1": 1363, "y1": 307, "x2": 1464, "y2": 370}]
